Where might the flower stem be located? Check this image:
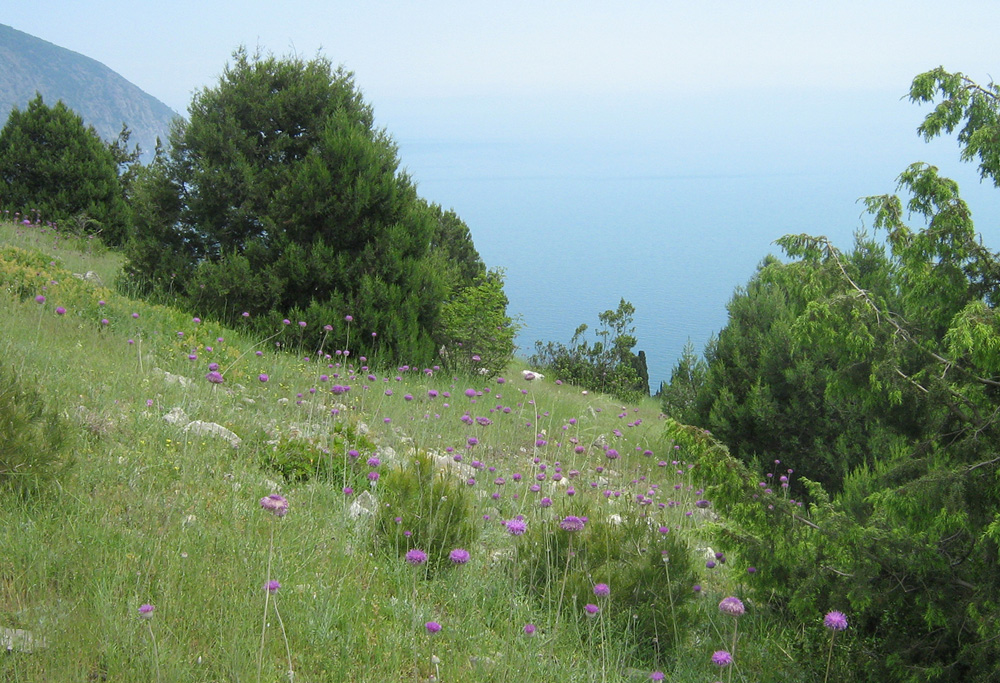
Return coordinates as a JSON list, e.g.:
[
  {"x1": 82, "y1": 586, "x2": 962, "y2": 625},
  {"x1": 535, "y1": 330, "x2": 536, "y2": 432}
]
[{"x1": 824, "y1": 631, "x2": 837, "y2": 683}]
